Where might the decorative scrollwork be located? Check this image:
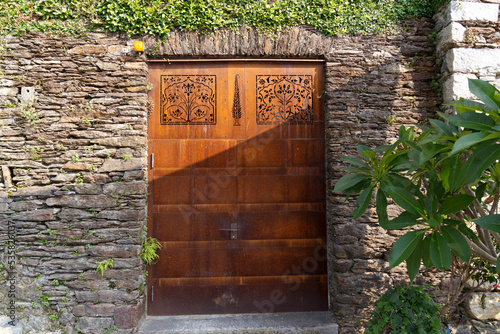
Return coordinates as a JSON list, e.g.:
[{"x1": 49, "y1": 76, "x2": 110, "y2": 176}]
[
  {"x1": 232, "y1": 74, "x2": 242, "y2": 126},
  {"x1": 160, "y1": 75, "x2": 216, "y2": 125},
  {"x1": 256, "y1": 75, "x2": 313, "y2": 125}
]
